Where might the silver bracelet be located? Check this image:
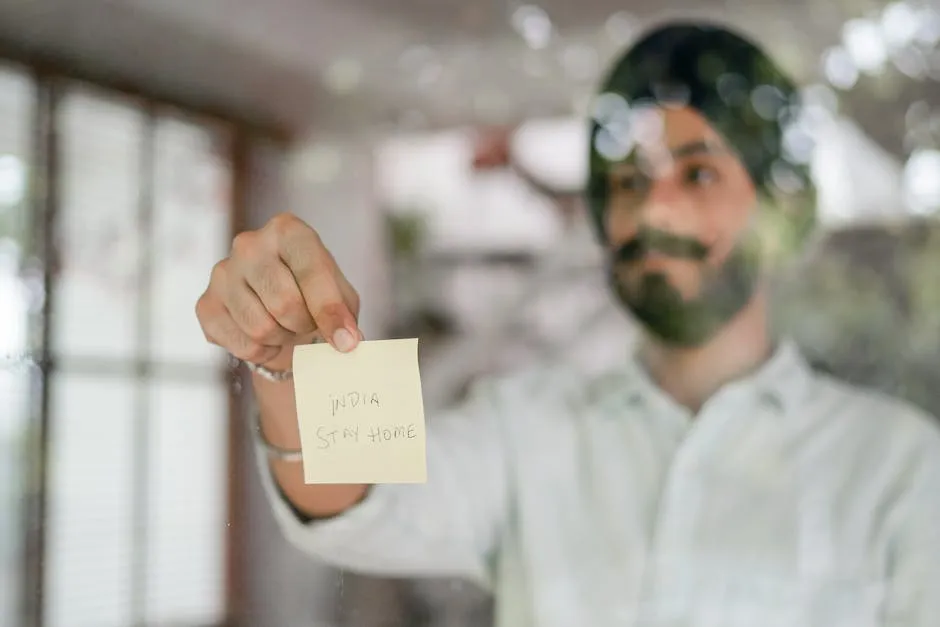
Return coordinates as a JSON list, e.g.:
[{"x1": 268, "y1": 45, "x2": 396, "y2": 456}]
[
  {"x1": 244, "y1": 360, "x2": 293, "y2": 382},
  {"x1": 253, "y1": 407, "x2": 304, "y2": 462},
  {"x1": 240, "y1": 335, "x2": 327, "y2": 382}
]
